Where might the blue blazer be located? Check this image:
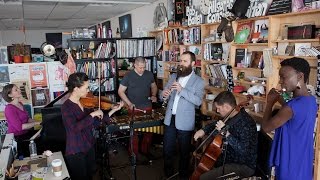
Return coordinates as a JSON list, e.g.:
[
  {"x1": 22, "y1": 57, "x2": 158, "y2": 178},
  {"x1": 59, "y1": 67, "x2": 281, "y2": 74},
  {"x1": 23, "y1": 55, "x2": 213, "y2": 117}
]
[{"x1": 163, "y1": 73, "x2": 205, "y2": 131}]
